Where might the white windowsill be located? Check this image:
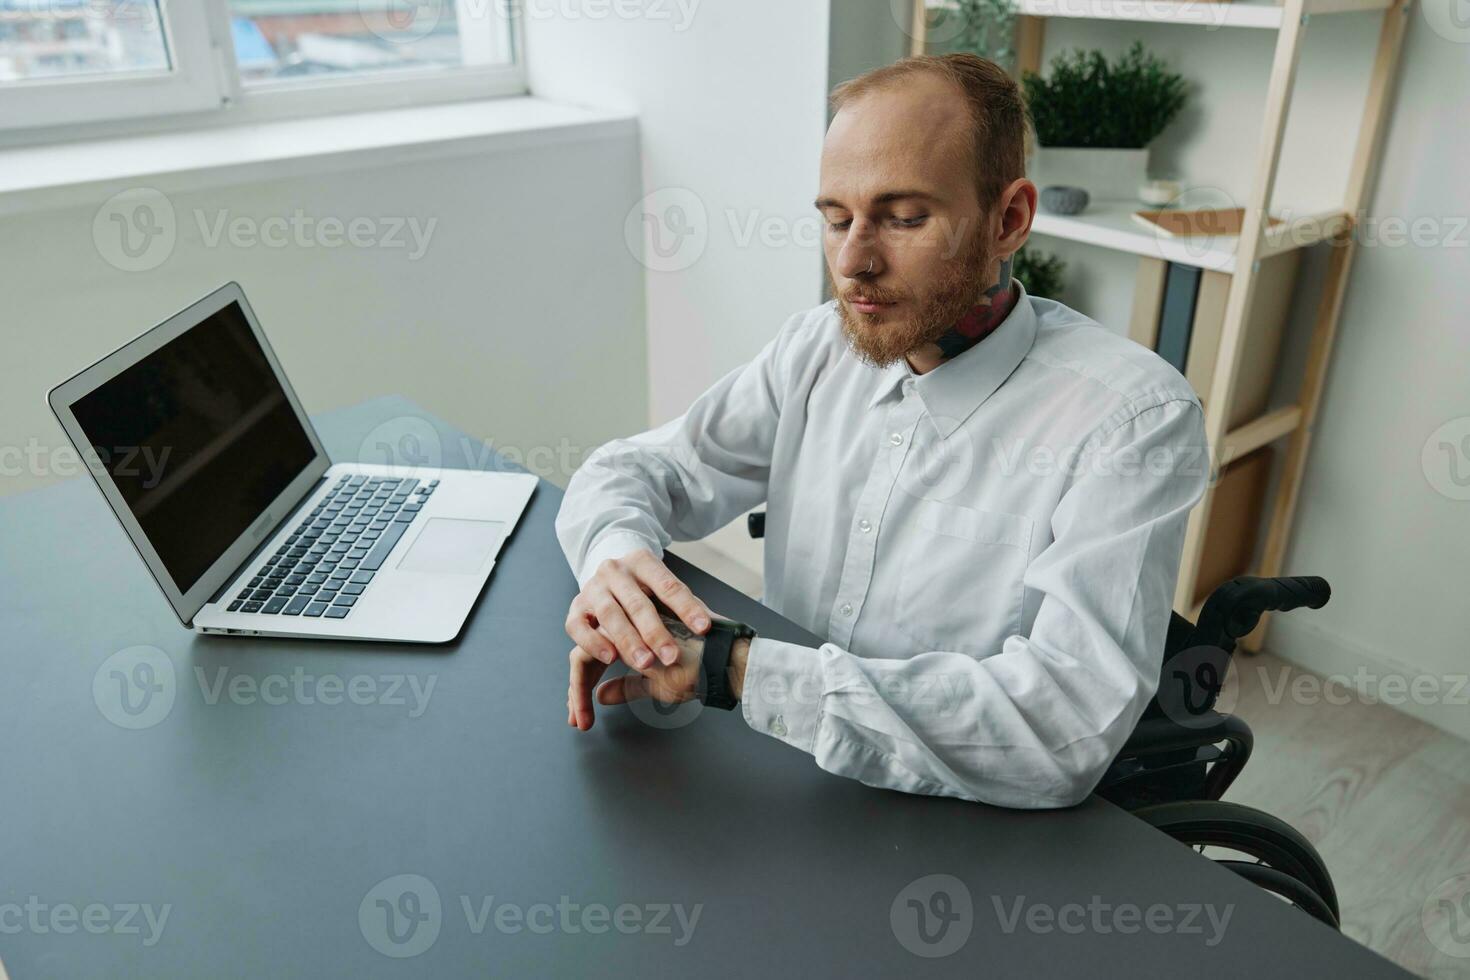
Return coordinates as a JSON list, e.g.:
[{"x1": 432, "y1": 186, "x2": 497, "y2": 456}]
[{"x1": 0, "y1": 97, "x2": 638, "y2": 216}]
